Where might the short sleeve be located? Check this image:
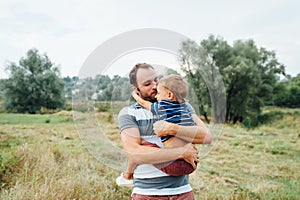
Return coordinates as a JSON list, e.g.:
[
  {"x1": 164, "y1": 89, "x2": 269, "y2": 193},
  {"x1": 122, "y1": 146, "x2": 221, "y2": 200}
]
[
  {"x1": 185, "y1": 102, "x2": 196, "y2": 114},
  {"x1": 118, "y1": 107, "x2": 138, "y2": 132},
  {"x1": 150, "y1": 102, "x2": 159, "y2": 116}
]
